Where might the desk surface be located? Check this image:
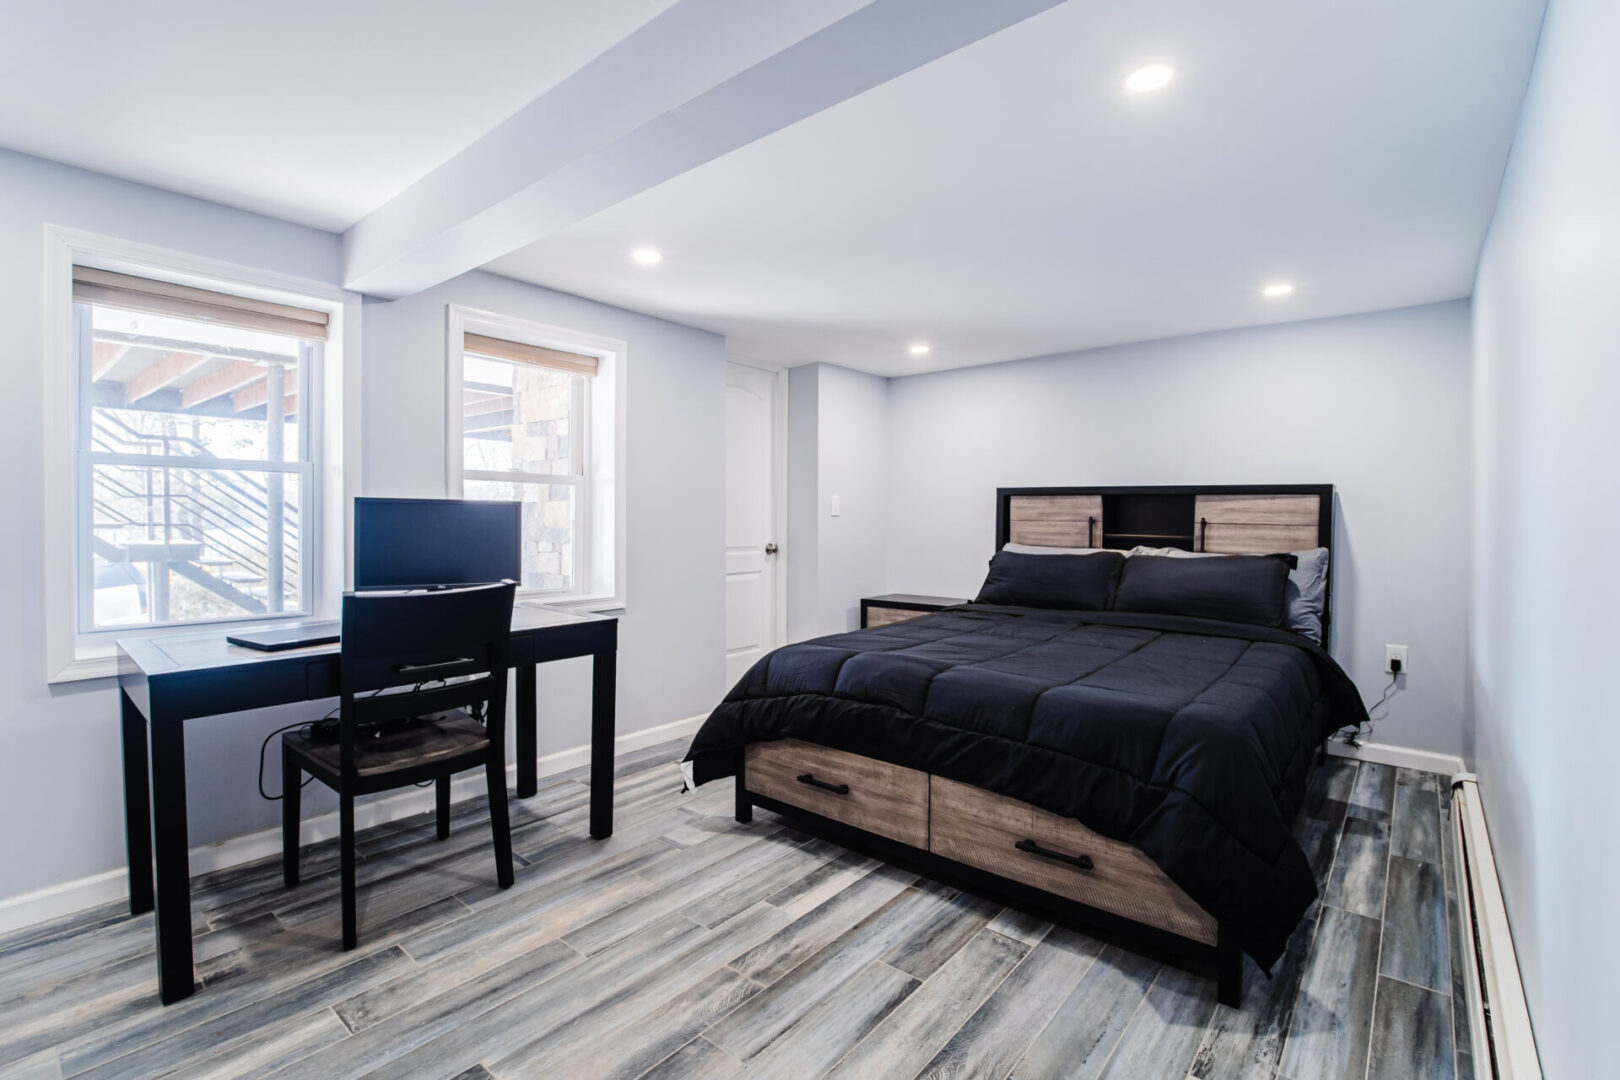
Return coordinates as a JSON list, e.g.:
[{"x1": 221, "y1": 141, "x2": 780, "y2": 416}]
[{"x1": 119, "y1": 602, "x2": 616, "y2": 678}]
